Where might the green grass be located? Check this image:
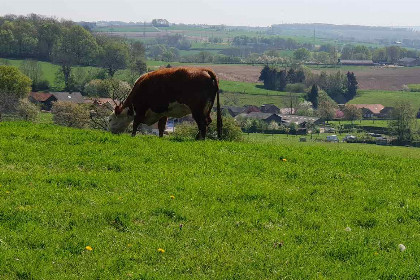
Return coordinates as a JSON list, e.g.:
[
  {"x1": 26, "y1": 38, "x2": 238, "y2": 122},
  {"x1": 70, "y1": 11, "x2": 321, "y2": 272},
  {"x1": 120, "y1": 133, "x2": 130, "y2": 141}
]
[
  {"x1": 407, "y1": 84, "x2": 420, "y2": 92},
  {"x1": 329, "y1": 119, "x2": 420, "y2": 128},
  {"x1": 219, "y1": 80, "x2": 302, "y2": 97},
  {"x1": 220, "y1": 92, "x2": 290, "y2": 108},
  {"x1": 349, "y1": 90, "x2": 420, "y2": 108},
  {"x1": 1, "y1": 122, "x2": 420, "y2": 278}
]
